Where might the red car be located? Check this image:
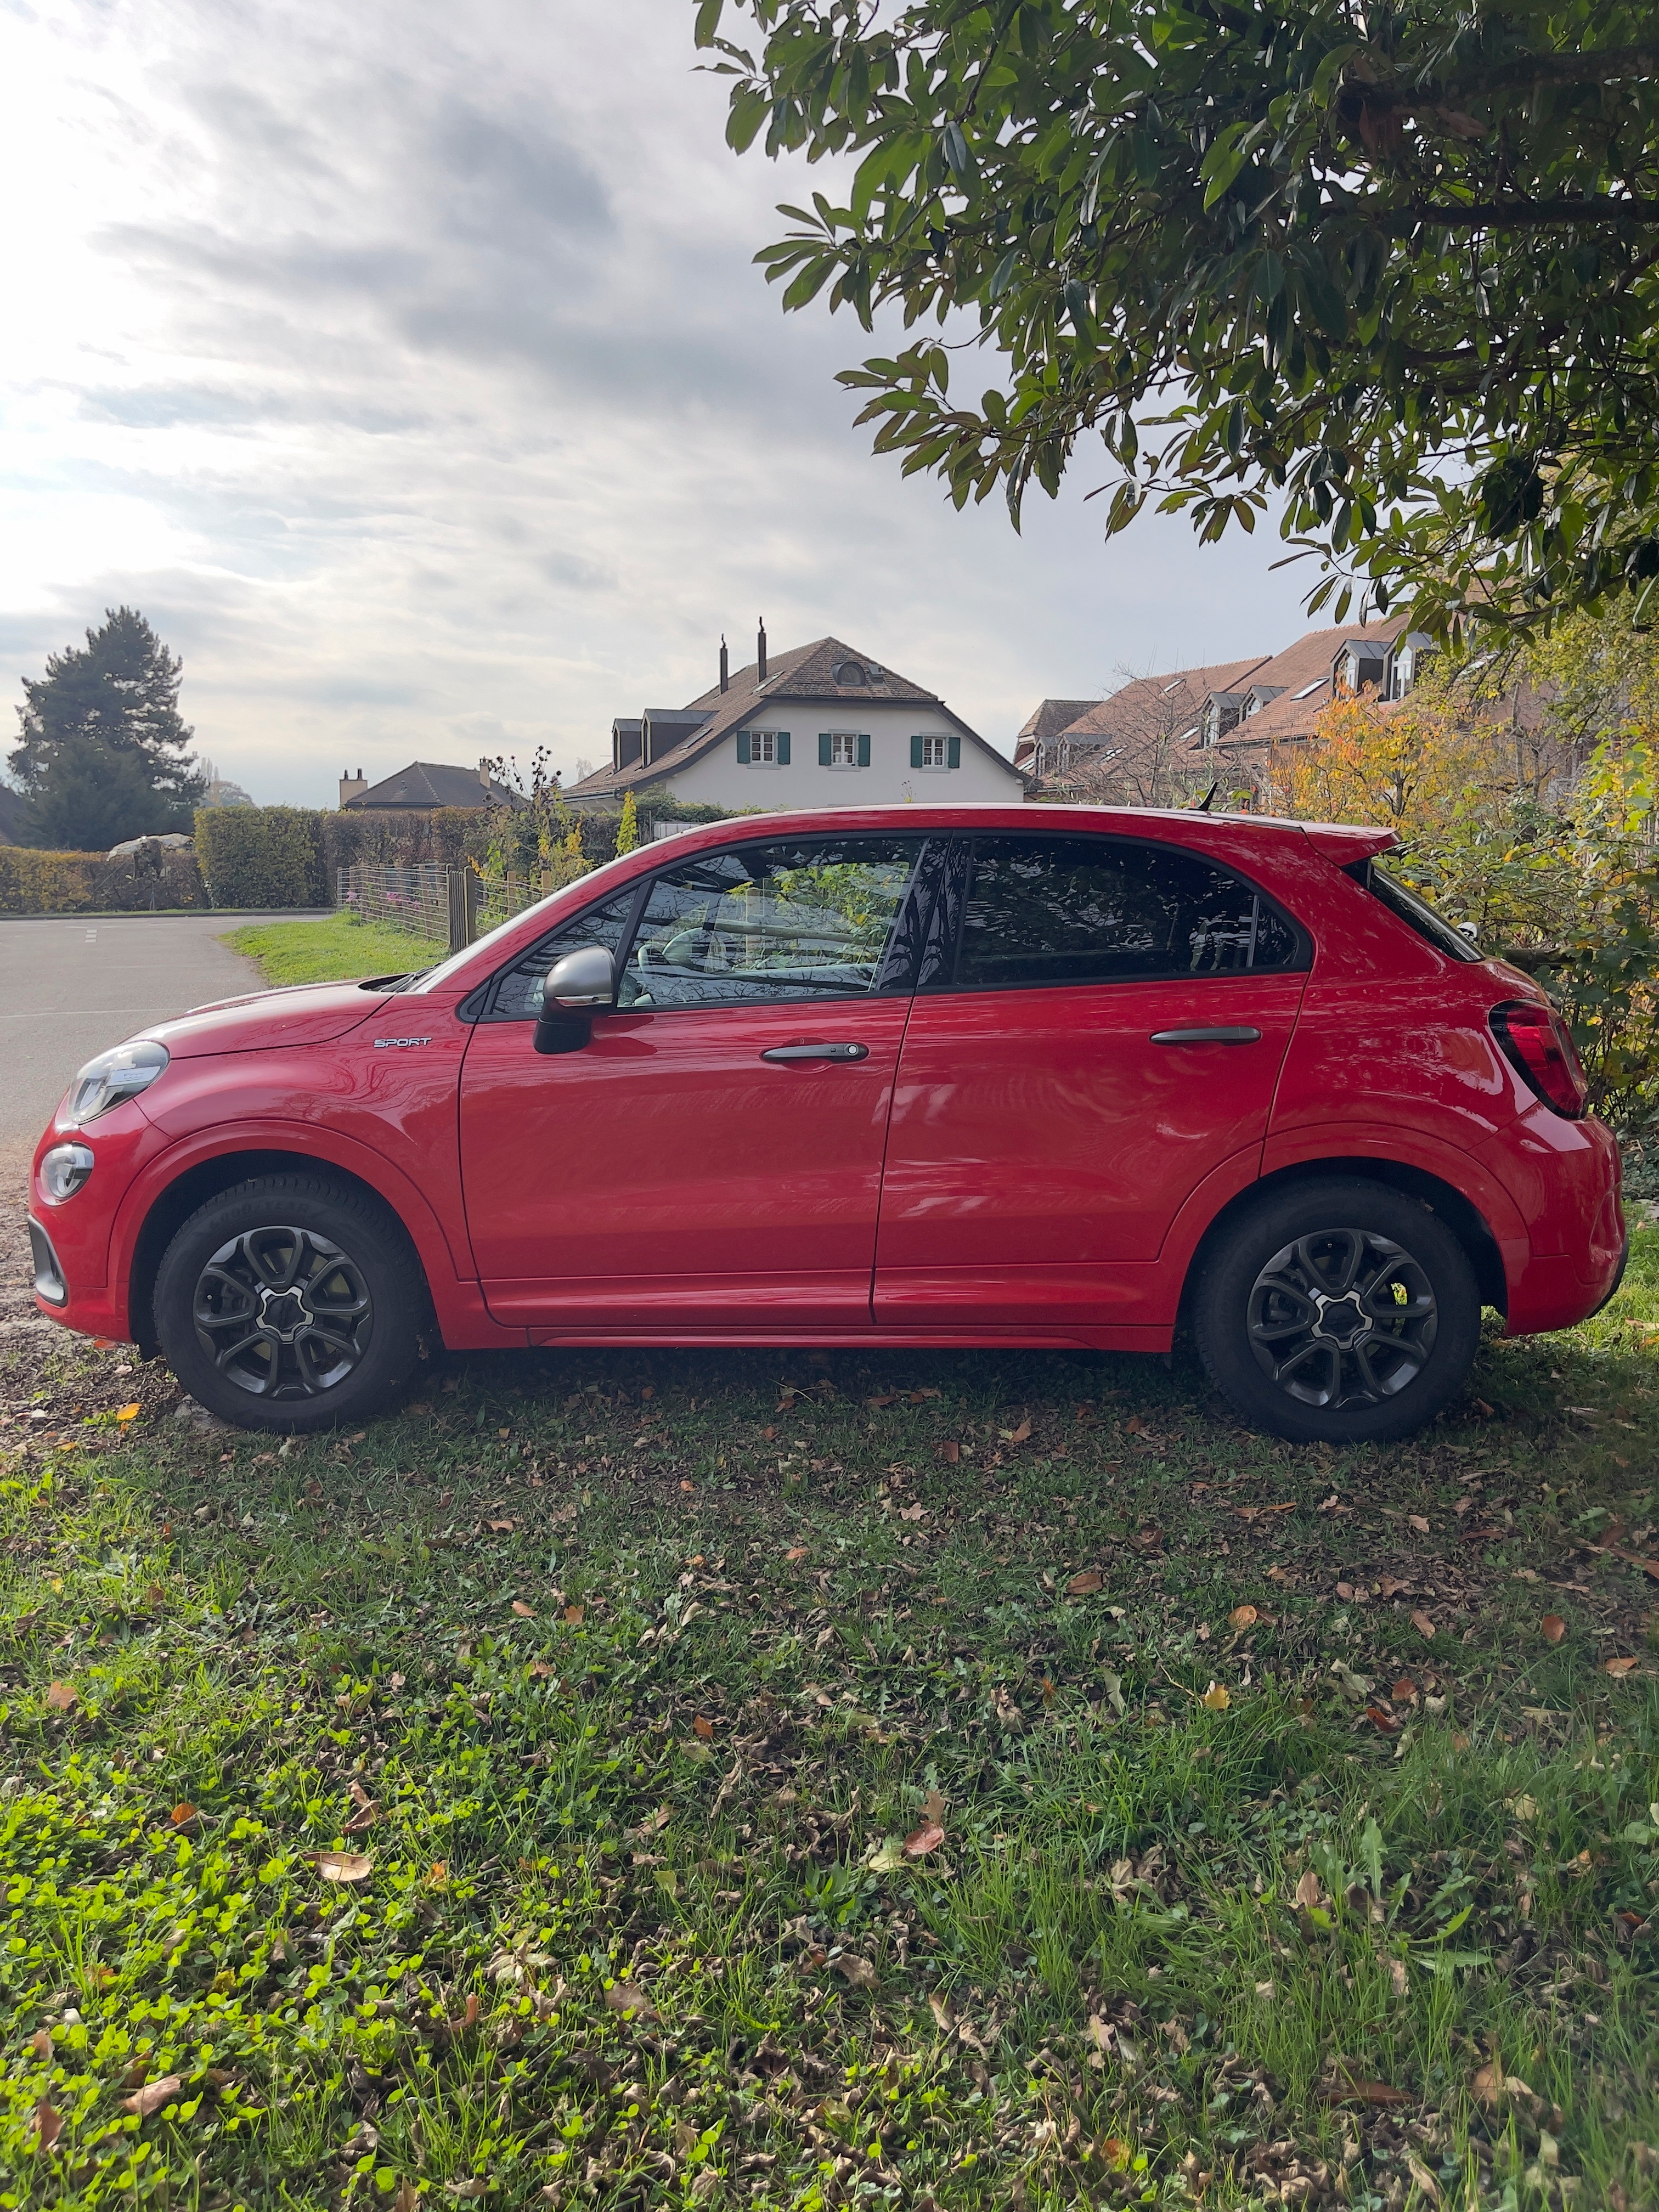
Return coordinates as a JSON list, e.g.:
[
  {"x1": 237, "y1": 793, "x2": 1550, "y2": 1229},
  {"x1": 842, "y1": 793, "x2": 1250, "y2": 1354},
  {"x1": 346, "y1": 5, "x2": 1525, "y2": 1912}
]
[{"x1": 28, "y1": 805, "x2": 1624, "y2": 1443}]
